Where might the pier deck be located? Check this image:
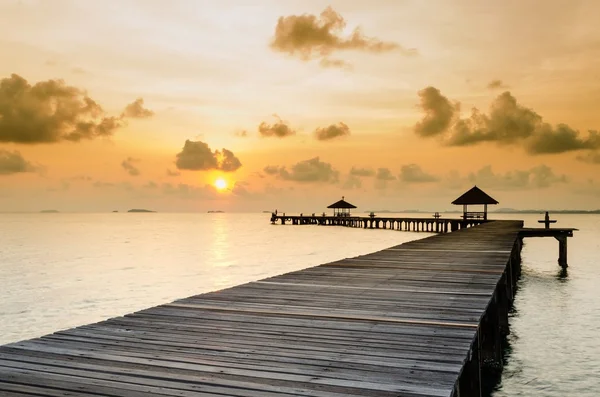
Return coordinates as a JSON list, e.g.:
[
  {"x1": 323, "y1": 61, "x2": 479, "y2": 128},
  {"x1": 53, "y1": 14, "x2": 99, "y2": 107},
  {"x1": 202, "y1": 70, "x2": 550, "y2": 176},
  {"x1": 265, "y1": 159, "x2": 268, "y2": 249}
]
[{"x1": 0, "y1": 220, "x2": 524, "y2": 397}]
